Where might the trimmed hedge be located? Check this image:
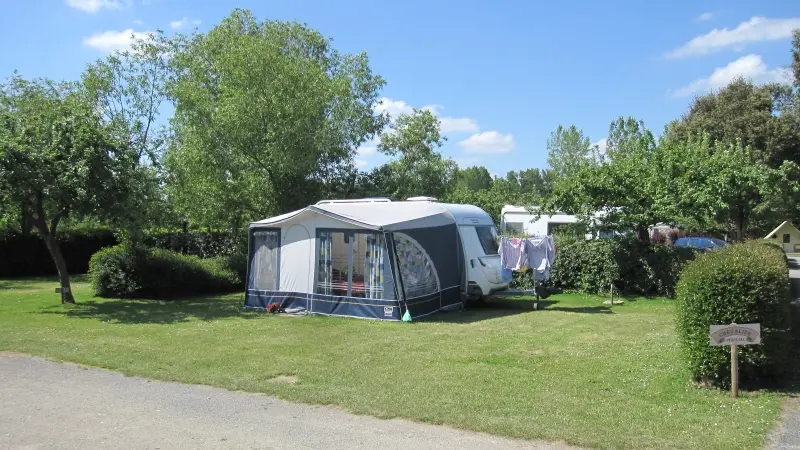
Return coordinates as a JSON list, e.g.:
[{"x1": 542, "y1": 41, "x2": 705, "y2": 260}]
[
  {"x1": 89, "y1": 245, "x2": 245, "y2": 299},
  {"x1": 548, "y1": 238, "x2": 697, "y2": 297},
  {"x1": 0, "y1": 229, "x2": 117, "y2": 277},
  {"x1": 675, "y1": 241, "x2": 792, "y2": 387},
  {"x1": 0, "y1": 228, "x2": 246, "y2": 277}
]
